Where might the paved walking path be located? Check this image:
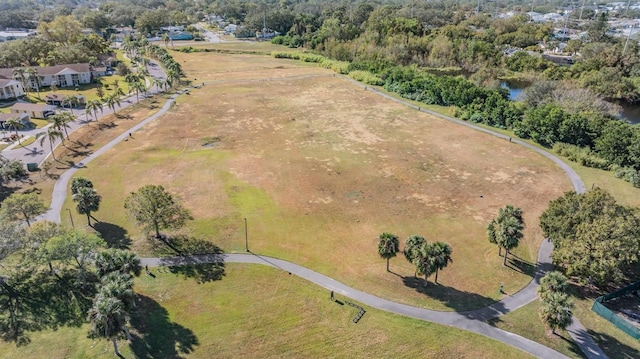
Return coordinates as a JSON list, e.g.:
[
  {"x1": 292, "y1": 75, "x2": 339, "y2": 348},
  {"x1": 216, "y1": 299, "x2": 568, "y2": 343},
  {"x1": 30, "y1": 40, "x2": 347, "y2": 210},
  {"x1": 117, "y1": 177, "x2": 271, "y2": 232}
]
[{"x1": 35, "y1": 70, "x2": 606, "y2": 358}]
